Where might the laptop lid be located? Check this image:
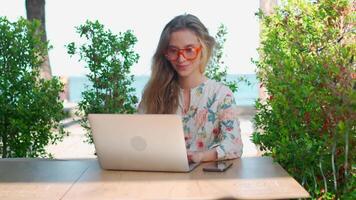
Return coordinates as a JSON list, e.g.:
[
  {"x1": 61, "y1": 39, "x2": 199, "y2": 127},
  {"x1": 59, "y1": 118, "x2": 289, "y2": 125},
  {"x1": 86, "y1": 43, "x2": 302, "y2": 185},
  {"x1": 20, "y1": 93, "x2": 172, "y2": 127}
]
[{"x1": 88, "y1": 114, "x2": 196, "y2": 172}]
